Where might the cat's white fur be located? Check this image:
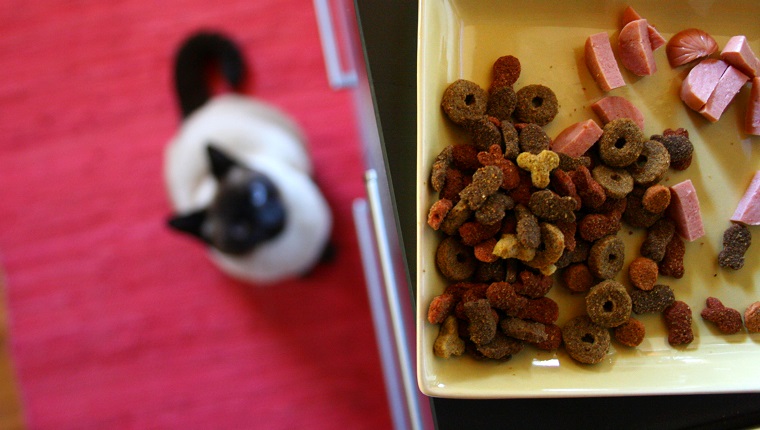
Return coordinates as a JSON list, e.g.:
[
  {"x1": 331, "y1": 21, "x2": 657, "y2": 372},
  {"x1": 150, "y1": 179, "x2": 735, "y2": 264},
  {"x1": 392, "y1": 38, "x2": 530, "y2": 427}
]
[{"x1": 165, "y1": 94, "x2": 332, "y2": 283}]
